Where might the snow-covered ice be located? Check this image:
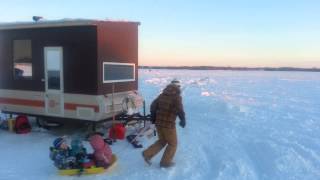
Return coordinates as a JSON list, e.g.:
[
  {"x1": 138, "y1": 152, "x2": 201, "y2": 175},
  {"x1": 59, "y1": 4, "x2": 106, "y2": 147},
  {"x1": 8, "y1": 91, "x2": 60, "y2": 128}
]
[{"x1": 1, "y1": 69, "x2": 320, "y2": 180}]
